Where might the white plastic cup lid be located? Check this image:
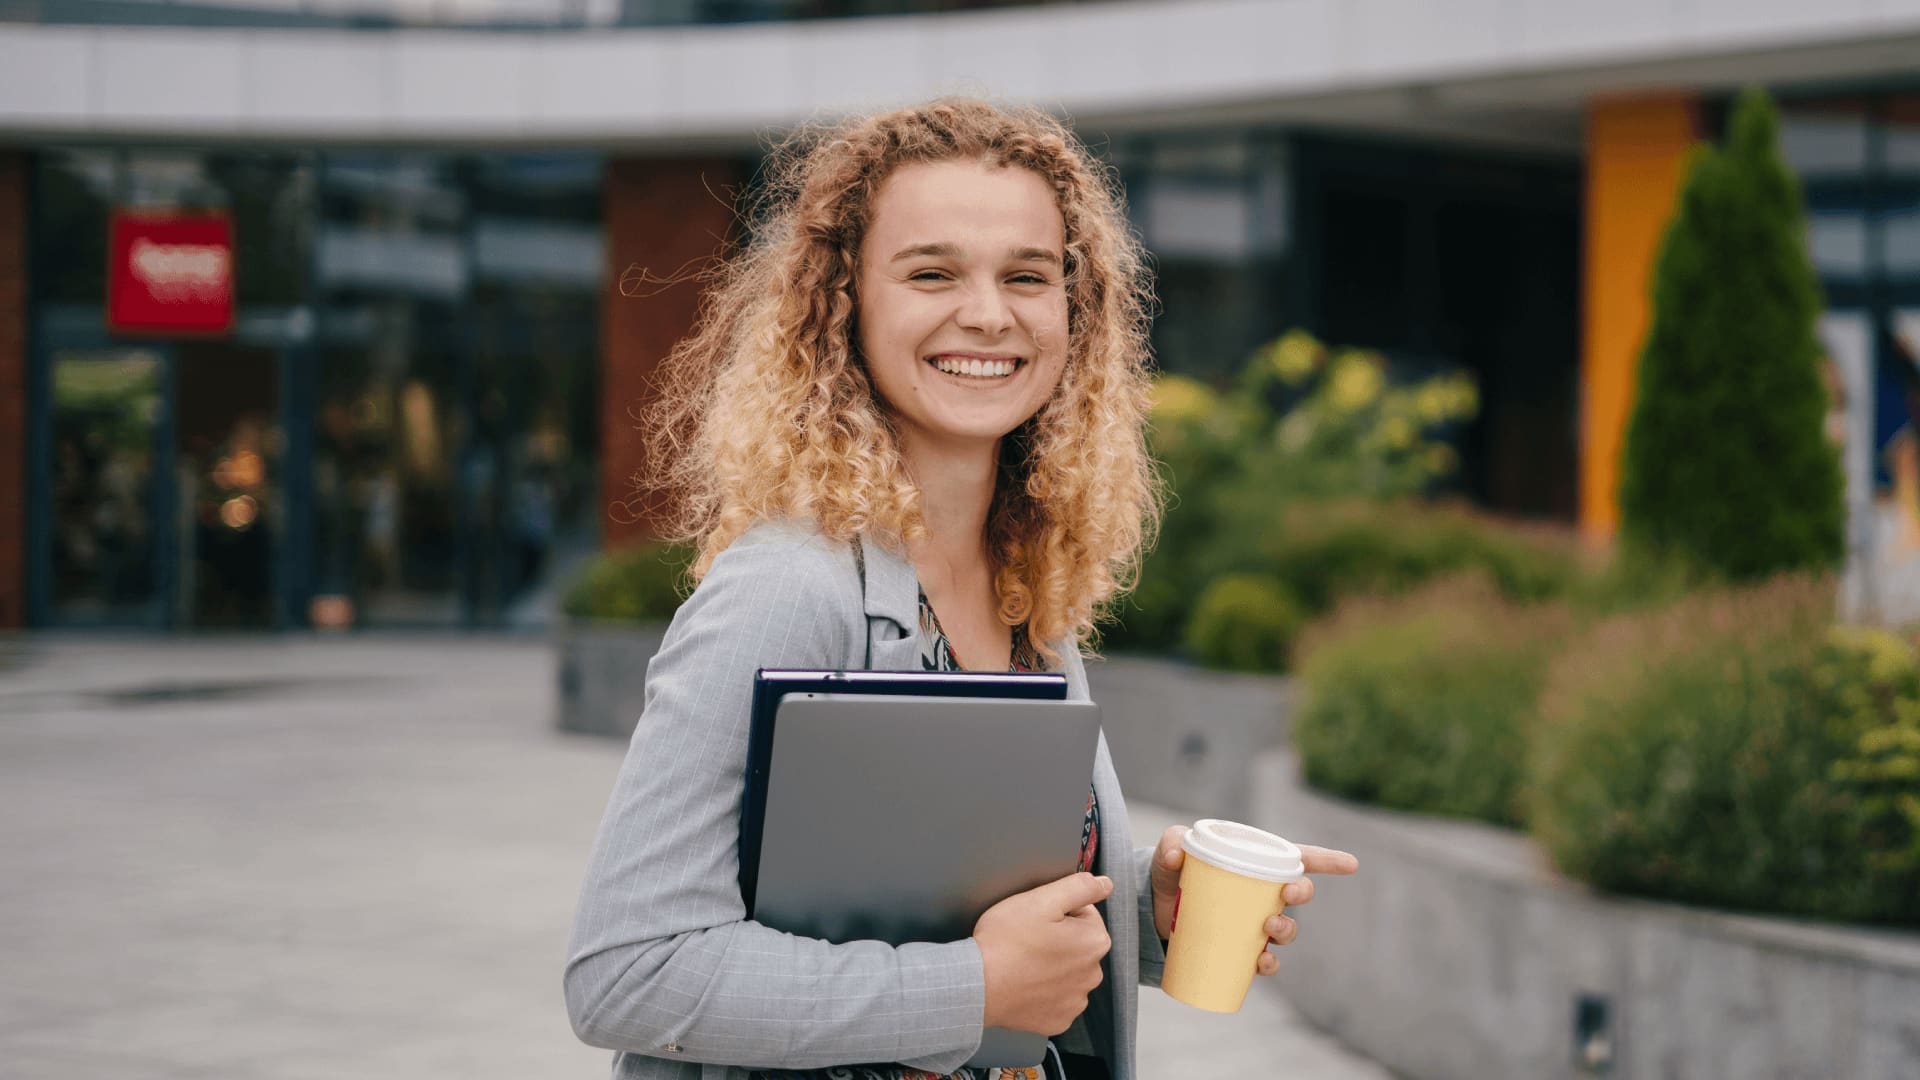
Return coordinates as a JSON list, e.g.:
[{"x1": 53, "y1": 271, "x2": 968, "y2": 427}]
[{"x1": 1180, "y1": 819, "x2": 1304, "y2": 883}]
